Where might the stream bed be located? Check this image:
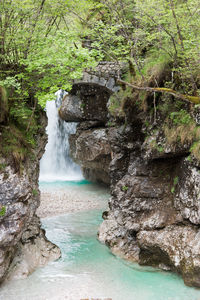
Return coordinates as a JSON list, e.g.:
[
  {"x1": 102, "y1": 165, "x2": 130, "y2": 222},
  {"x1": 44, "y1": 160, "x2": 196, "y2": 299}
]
[{"x1": 1, "y1": 181, "x2": 200, "y2": 300}]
